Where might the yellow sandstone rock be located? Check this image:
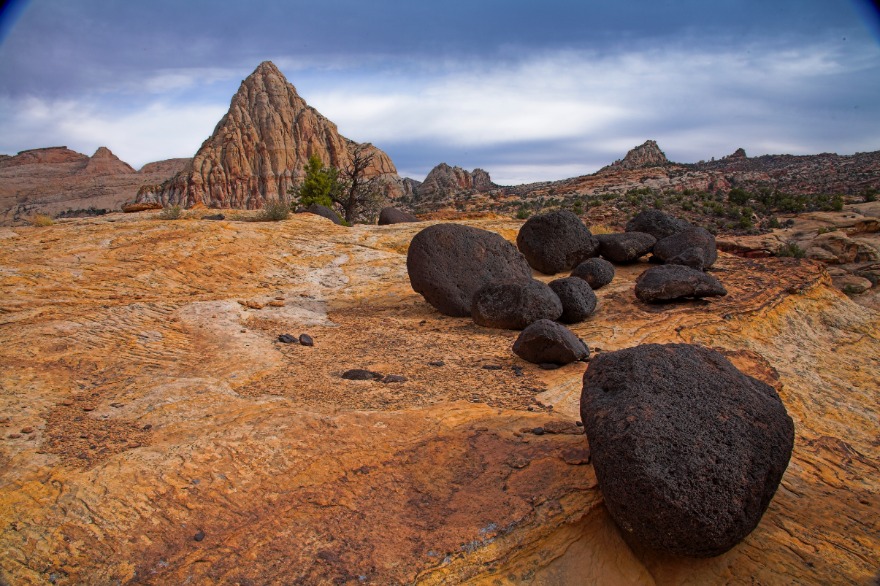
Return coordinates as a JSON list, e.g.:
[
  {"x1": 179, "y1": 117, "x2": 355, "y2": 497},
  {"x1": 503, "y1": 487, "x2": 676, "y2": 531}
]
[{"x1": 0, "y1": 213, "x2": 877, "y2": 584}]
